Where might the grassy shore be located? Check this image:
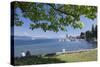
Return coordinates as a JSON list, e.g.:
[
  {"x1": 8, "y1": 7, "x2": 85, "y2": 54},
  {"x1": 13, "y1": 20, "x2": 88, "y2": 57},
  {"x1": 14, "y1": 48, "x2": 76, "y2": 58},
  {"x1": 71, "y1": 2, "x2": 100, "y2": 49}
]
[
  {"x1": 14, "y1": 49, "x2": 97, "y2": 66},
  {"x1": 53, "y1": 49, "x2": 97, "y2": 62}
]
